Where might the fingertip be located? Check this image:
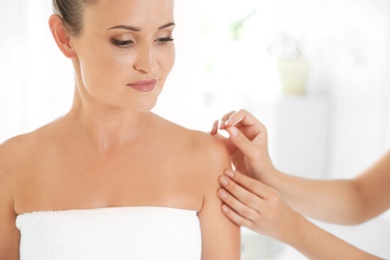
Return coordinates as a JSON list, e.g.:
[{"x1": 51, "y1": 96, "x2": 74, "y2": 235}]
[
  {"x1": 227, "y1": 126, "x2": 239, "y2": 138},
  {"x1": 219, "y1": 119, "x2": 226, "y2": 130},
  {"x1": 222, "y1": 204, "x2": 230, "y2": 213},
  {"x1": 219, "y1": 176, "x2": 229, "y2": 186},
  {"x1": 226, "y1": 116, "x2": 244, "y2": 127},
  {"x1": 225, "y1": 169, "x2": 235, "y2": 178},
  {"x1": 218, "y1": 189, "x2": 229, "y2": 199},
  {"x1": 210, "y1": 120, "x2": 218, "y2": 134}
]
